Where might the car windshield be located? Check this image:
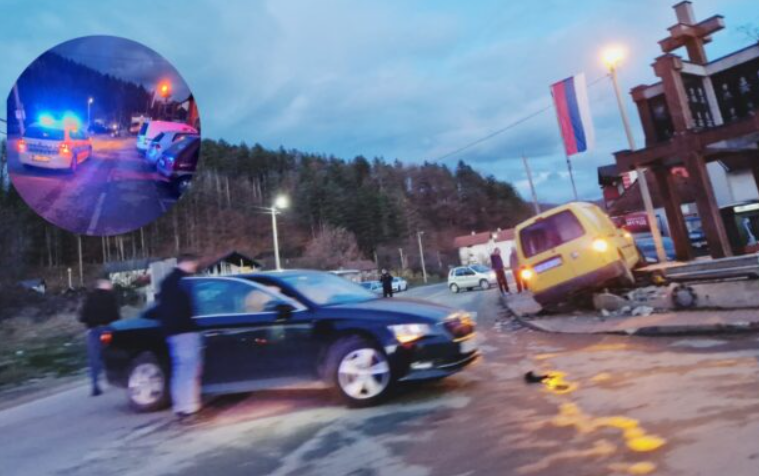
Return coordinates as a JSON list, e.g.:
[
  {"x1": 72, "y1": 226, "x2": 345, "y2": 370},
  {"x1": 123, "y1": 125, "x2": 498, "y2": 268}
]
[
  {"x1": 471, "y1": 265, "x2": 490, "y2": 273},
  {"x1": 139, "y1": 122, "x2": 149, "y2": 135},
  {"x1": 279, "y1": 273, "x2": 377, "y2": 306},
  {"x1": 520, "y1": 210, "x2": 585, "y2": 258},
  {"x1": 166, "y1": 135, "x2": 197, "y2": 155},
  {"x1": 24, "y1": 125, "x2": 64, "y2": 141},
  {"x1": 152, "y1": 132, "x2": 165, "y2": 142}
]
